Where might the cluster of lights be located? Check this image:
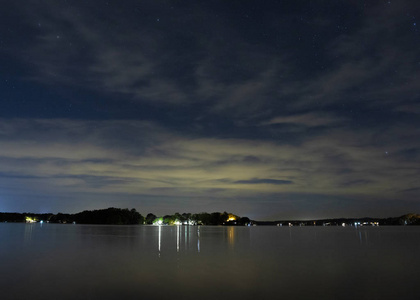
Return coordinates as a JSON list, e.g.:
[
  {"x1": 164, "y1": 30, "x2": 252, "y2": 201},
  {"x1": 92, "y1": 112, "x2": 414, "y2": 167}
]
[
  {"x1": 153, "y1": 218, "x2": 197, "y2": 226},
  {"x1": 25, "y1": 217, "x2": 46, "y2": 224},
  {"x1": 354, "y1": 222, "x2": 379, "y2": 226}
]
